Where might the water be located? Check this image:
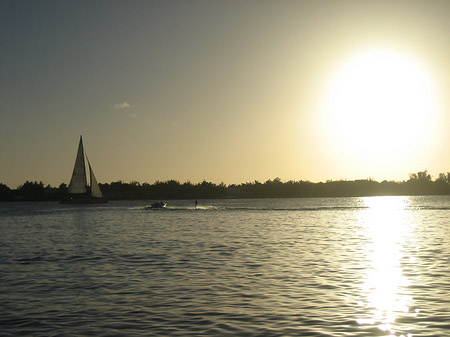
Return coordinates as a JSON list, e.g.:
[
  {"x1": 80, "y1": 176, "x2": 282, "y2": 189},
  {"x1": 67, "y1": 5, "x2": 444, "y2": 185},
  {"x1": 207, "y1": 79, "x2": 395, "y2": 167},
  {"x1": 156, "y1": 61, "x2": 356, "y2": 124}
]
[{"x1": 1, "y1": 196, "x2": 450, "y2": 336}]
